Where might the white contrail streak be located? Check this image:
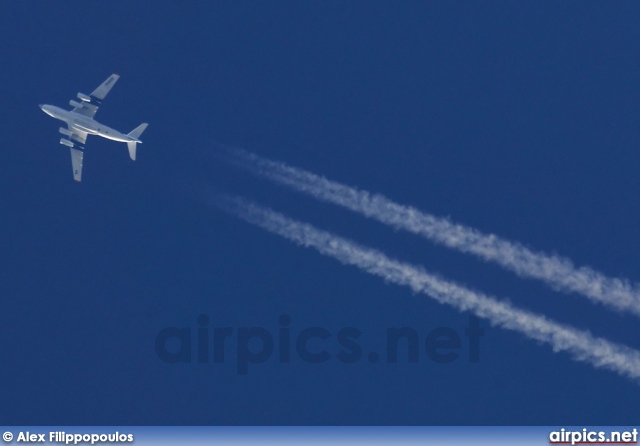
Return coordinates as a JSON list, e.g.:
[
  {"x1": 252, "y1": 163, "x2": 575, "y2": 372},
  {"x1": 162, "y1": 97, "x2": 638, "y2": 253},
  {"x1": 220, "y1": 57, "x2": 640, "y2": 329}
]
[
  {"x1": 212, "y1": 194, "x2": 640, "y2": 382},
  {"x1": 224, "y1": 147, "x2": 640, "y2": 318}
]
